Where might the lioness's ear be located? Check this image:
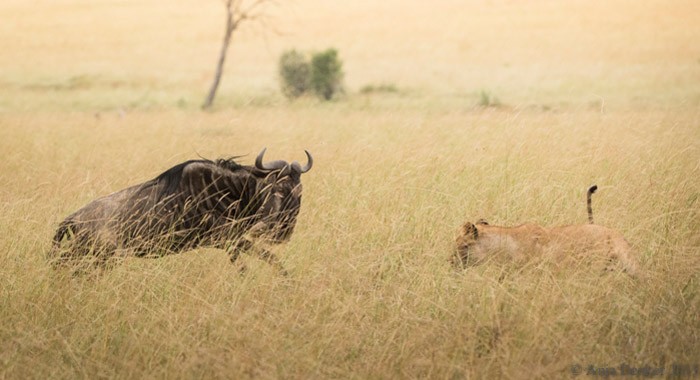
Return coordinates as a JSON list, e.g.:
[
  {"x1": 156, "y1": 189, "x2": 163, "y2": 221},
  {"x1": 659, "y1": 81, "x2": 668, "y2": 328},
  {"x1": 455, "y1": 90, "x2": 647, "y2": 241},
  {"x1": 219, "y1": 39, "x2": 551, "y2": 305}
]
[
  {"x1": 476, "y1": 219, "x2": 489, "y2": 225},
  {"x1": 461, "y1": 222, "x2": 479, "y2": 240}
]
